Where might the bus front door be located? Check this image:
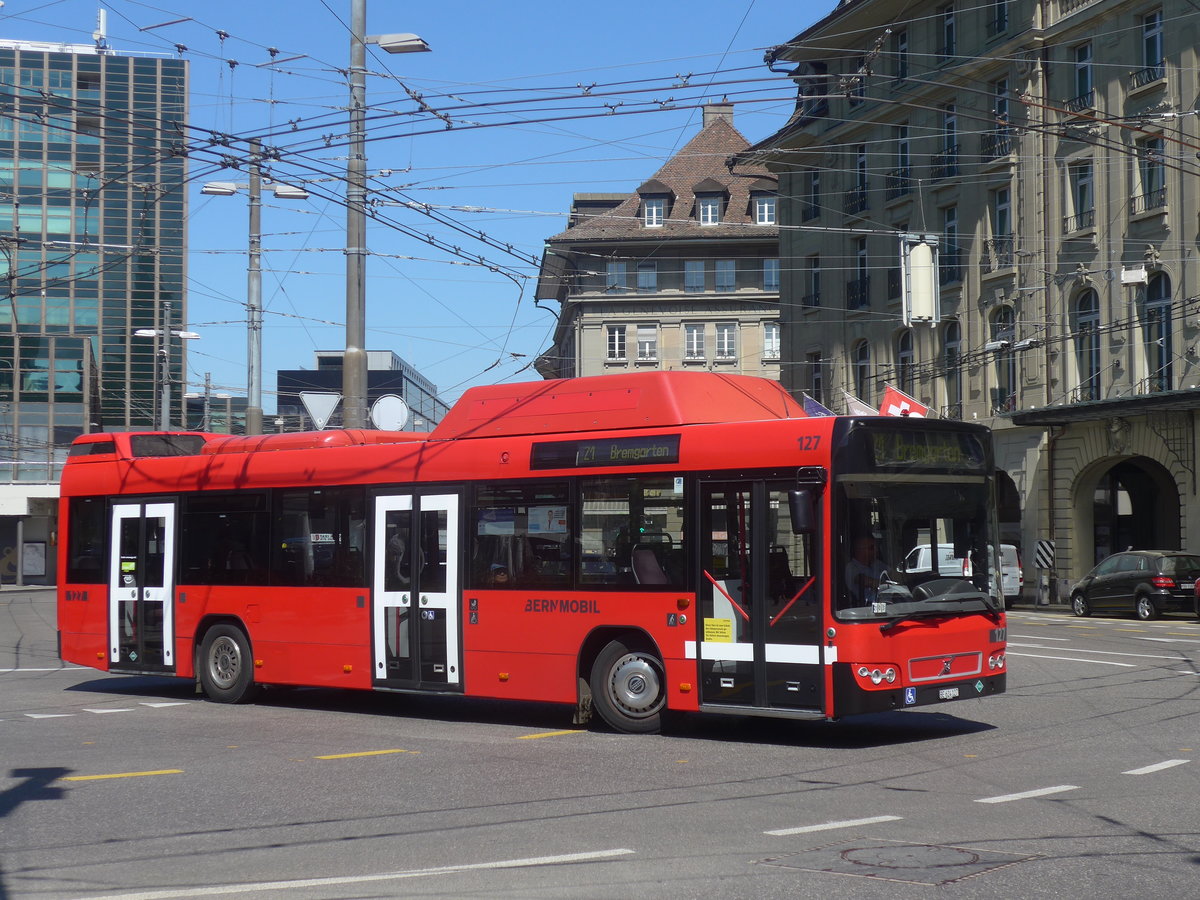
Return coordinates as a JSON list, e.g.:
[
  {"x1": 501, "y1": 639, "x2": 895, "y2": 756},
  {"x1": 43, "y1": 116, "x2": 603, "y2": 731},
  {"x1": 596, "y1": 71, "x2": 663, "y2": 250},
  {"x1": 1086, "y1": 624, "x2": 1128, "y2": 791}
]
[
  {"x1": 372, "y1": 493, "x2": 462, "y2": 690},
  {"x1": 107, "y1": 502, "x2": 176, "y2": 672},
  {"x1": 697, "y1": 481, "x2": 823, "y2": 714}
]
